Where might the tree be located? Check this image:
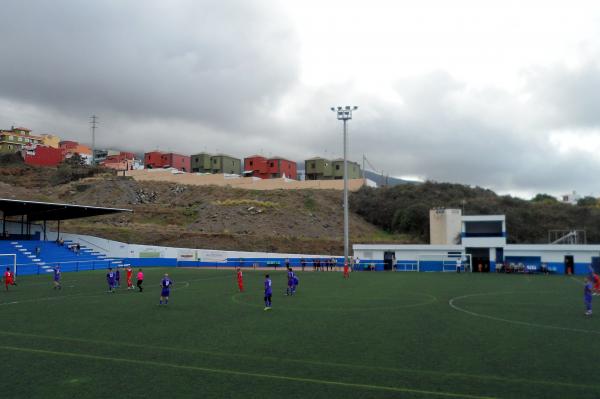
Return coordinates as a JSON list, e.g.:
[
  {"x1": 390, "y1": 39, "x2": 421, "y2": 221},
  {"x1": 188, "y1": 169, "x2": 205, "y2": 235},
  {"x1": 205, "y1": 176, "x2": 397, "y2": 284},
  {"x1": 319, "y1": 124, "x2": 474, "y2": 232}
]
[
  {"x1": 392, "y1": 204, "x2": 429, "y2": 239},
  {"x1": 63, "y1": 153, "x2": 87, "y2": 167},
  {"x1": 577, "y1": 196, "x2": 598, "y2": 207},
  {"x1": 532, "y1": 193, "x2": 558, "y2": 204}
]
